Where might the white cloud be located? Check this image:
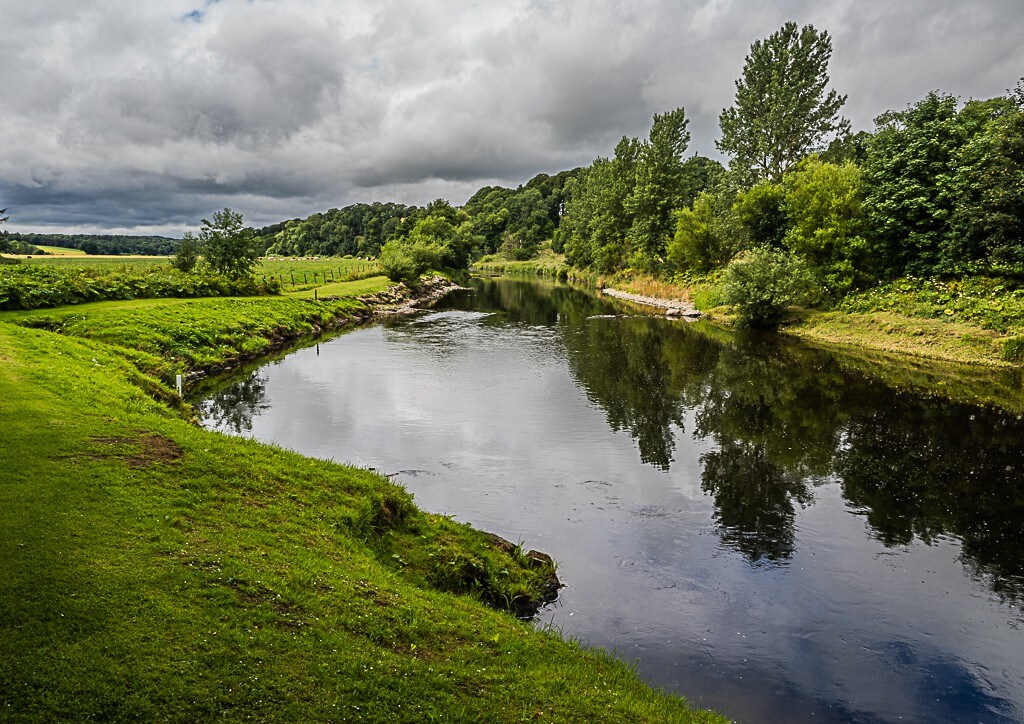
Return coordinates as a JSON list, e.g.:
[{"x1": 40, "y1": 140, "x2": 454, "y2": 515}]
[{"x1": 1, "y1": 0, "x2": 1022, "y2": 233}]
